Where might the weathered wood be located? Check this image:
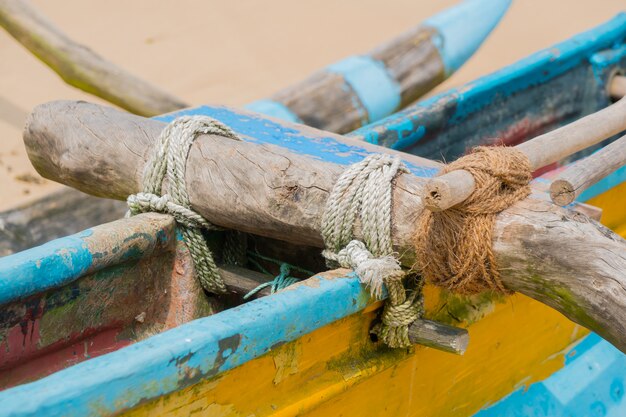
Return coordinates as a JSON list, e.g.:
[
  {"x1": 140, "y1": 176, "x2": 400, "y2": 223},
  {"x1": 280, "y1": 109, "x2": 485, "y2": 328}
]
[
  {"x1": 24, "y1": 100, "x2": 626, "y2": 354},
  {"x1": 0, "y1": 0, "x2": 188, "y2": 116},
  {"x1": 219, "y1": 265, "x2": 272, "y2": 298},
  {"x1": 424, "y1": 76, "x2": 626, "y2": 212},
  {"x1": 257, "y1": 0, "x2": 511, "y2": 133},
  {"x1": 269, "y1": 26, "x2": 444, "y2": 134},
  {"x1": 550, "y1": 133, "x2": 626, "y2": 206},
  {"x1": 407, "y1": 319, "x2": 469, "y2": 355}
]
